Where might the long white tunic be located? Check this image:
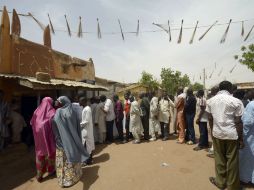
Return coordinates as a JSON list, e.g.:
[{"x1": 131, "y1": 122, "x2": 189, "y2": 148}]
[
  {"x1": 95, "y1": 102, "x2": 106, "y2": 133},
  {"x1": 149, "y1": 97, "x2": 160, "y2": 134},
  {"x1": 90, "y1": 103, "x2": 98, "y2": 142},
  {"x1": 80, "y1": 106, "x2": 95, "y2": 154},
  {"x1": 159, "y1": 98, "x2": 174, "y2": 123},
  {"x1": 130, "y1": 101, "x2": 143, "y2": 134}
]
